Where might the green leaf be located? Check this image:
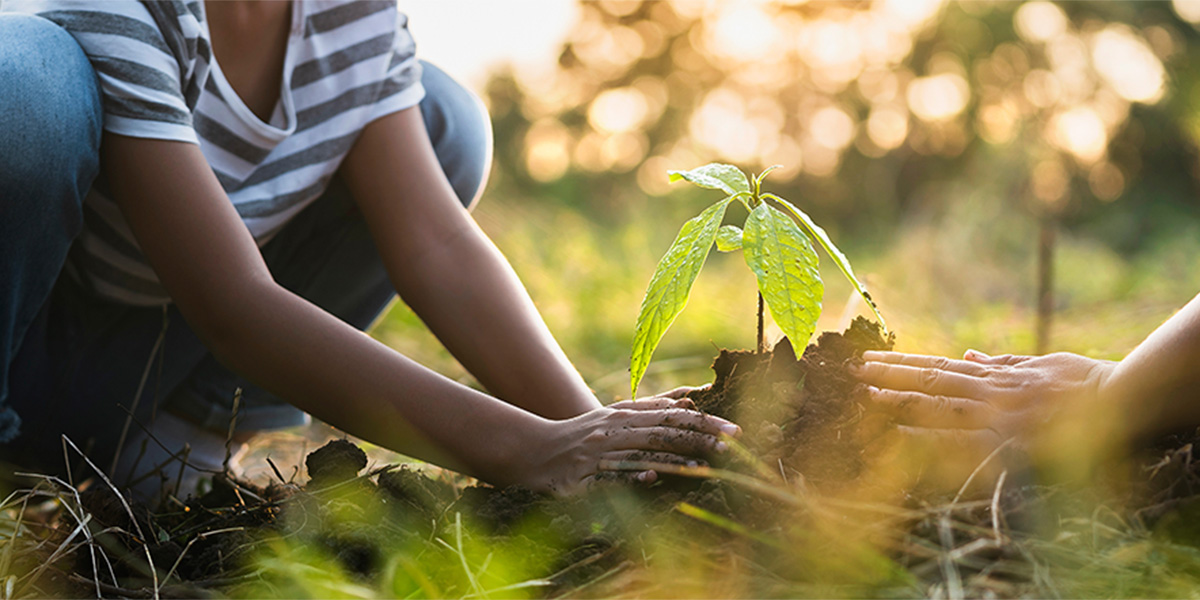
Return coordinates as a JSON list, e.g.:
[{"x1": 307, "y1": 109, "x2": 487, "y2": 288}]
[
  {"x1": 742, "y1": 204, "x2": 823, "y2": 348},
  {"x1": 764, "y1": 193, "x2": 887, "y2": 331},
  {"x1": 753, "y1": 165, "x2": 782, "y2": 196},
  {"x1": 668, "y1": 163, "x2": 751, "y2": 197},
  {"x1": 631, "y1": 199, "x2": 731, "y2": 396},
  {"x1": 715, "y1": 225, "x2": 743, "y2": 252}
]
